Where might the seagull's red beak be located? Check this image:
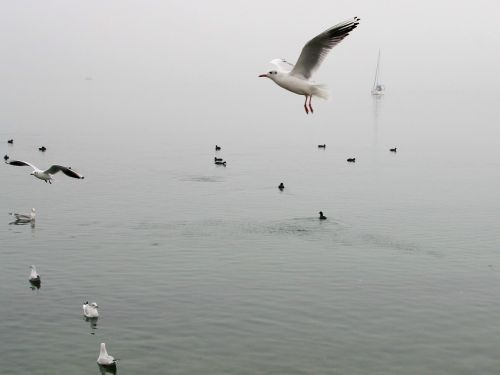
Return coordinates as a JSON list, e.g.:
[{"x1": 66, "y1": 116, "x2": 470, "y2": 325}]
[{"x1": 258, "y1": 73, "x2": 268, "y2": 78}]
